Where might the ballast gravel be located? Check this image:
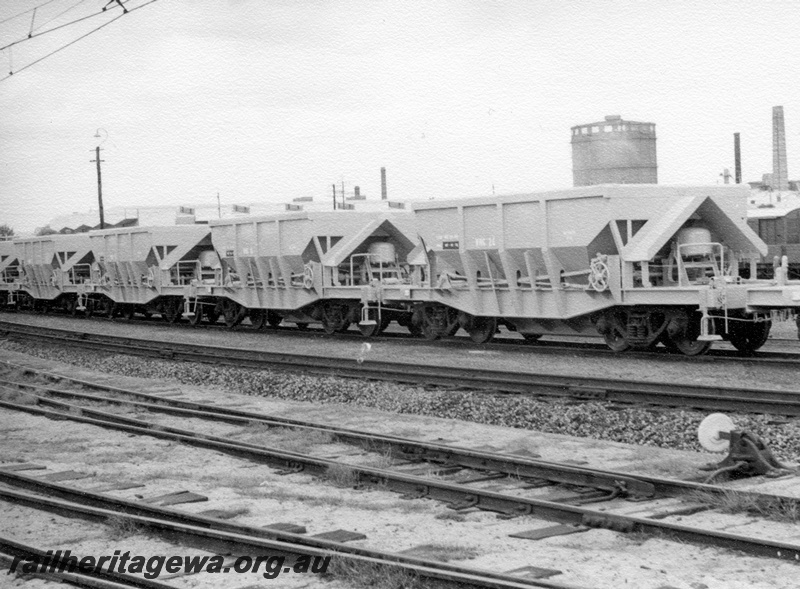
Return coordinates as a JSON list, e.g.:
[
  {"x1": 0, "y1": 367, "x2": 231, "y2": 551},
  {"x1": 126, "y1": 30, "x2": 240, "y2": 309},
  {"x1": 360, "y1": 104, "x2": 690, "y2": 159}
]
[{"x1": 3, "y1": 339, "x2": 799, "y2": 462}]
